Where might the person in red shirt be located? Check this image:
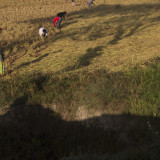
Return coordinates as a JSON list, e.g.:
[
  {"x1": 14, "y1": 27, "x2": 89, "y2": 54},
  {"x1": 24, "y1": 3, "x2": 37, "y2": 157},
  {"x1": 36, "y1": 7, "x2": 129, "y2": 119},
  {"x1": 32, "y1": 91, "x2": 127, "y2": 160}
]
[
  {"x1": 0, "y1": 28, "x2": 2, "y2": 33},
  {"x1": 53, "y1": 17, "x2": 63, "y2": 31}
]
